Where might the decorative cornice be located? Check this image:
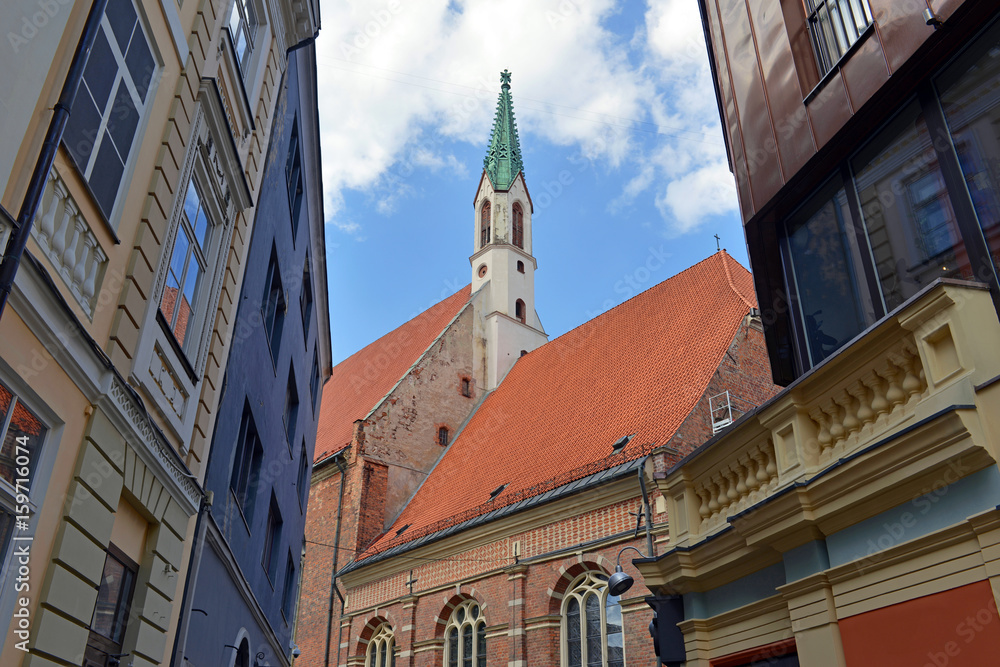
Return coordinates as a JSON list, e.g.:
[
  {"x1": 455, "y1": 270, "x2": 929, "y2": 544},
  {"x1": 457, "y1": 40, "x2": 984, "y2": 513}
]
[{"x1": 104, "y1": 376, "x2": 201, "y2": 513}]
